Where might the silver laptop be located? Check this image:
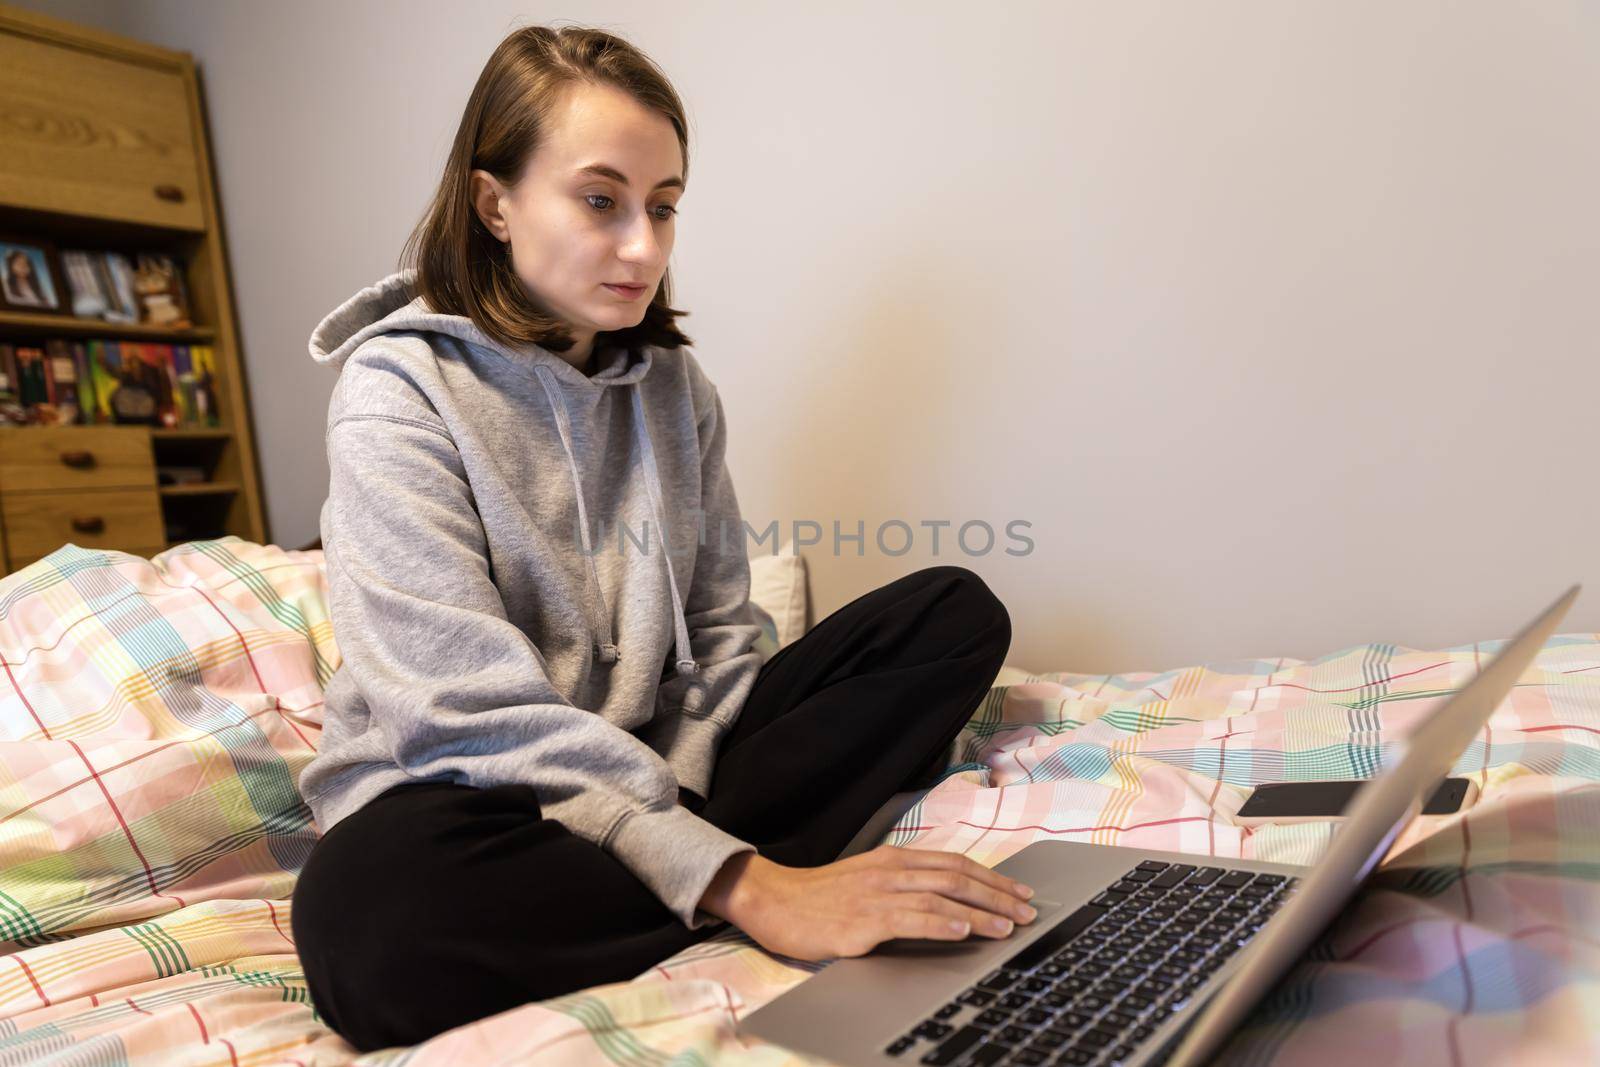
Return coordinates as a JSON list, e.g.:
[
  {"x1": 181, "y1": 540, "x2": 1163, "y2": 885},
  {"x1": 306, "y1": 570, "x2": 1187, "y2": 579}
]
[{"x1": 741, "y1": 584, "x2": 1580, "y2": 1067}]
